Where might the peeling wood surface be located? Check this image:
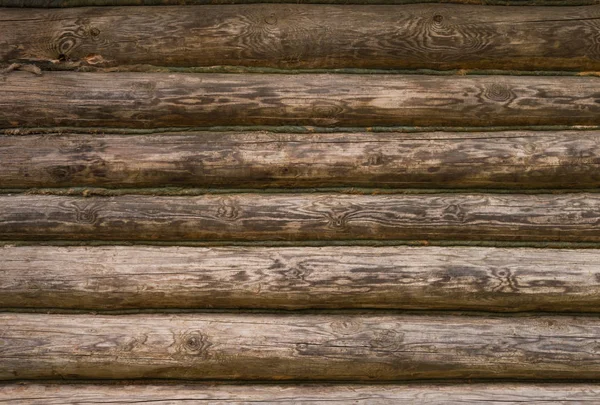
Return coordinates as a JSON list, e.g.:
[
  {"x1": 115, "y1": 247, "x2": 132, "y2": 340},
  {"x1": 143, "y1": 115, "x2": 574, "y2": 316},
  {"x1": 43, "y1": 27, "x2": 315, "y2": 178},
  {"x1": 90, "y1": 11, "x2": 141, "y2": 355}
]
[
  {"x1": 4, "y1": 313, "x2": 600, "y2": 380},
  {"x1": 3, "y1": 245, "x2": 600, "y2": 311},
  {"x1": 3, "y1": 73, "x2": 600, "y2": 128},
  {"x1": 1, "y1": 193, "x2": 600, "y2": 242},
  {"x1": 2, "y1": 131, "x2": 600, "y2": 189},
  {"x1": 4, "y1": 4, "x2": 600, "y2": 71},
  {"x1": 2, "y1": 383, "x2": 600, "y2": 404}
]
